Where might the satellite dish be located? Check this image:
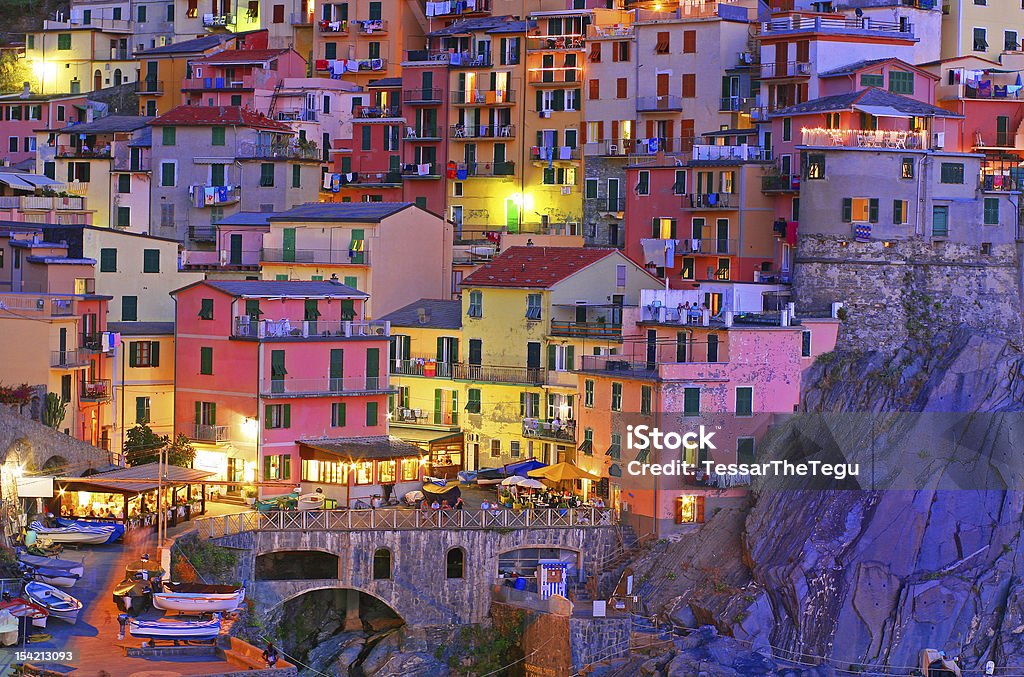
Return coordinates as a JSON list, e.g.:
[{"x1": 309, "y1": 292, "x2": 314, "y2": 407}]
[{"x1": 855, "y1": 7, "x2": 864, "y2": 16}]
